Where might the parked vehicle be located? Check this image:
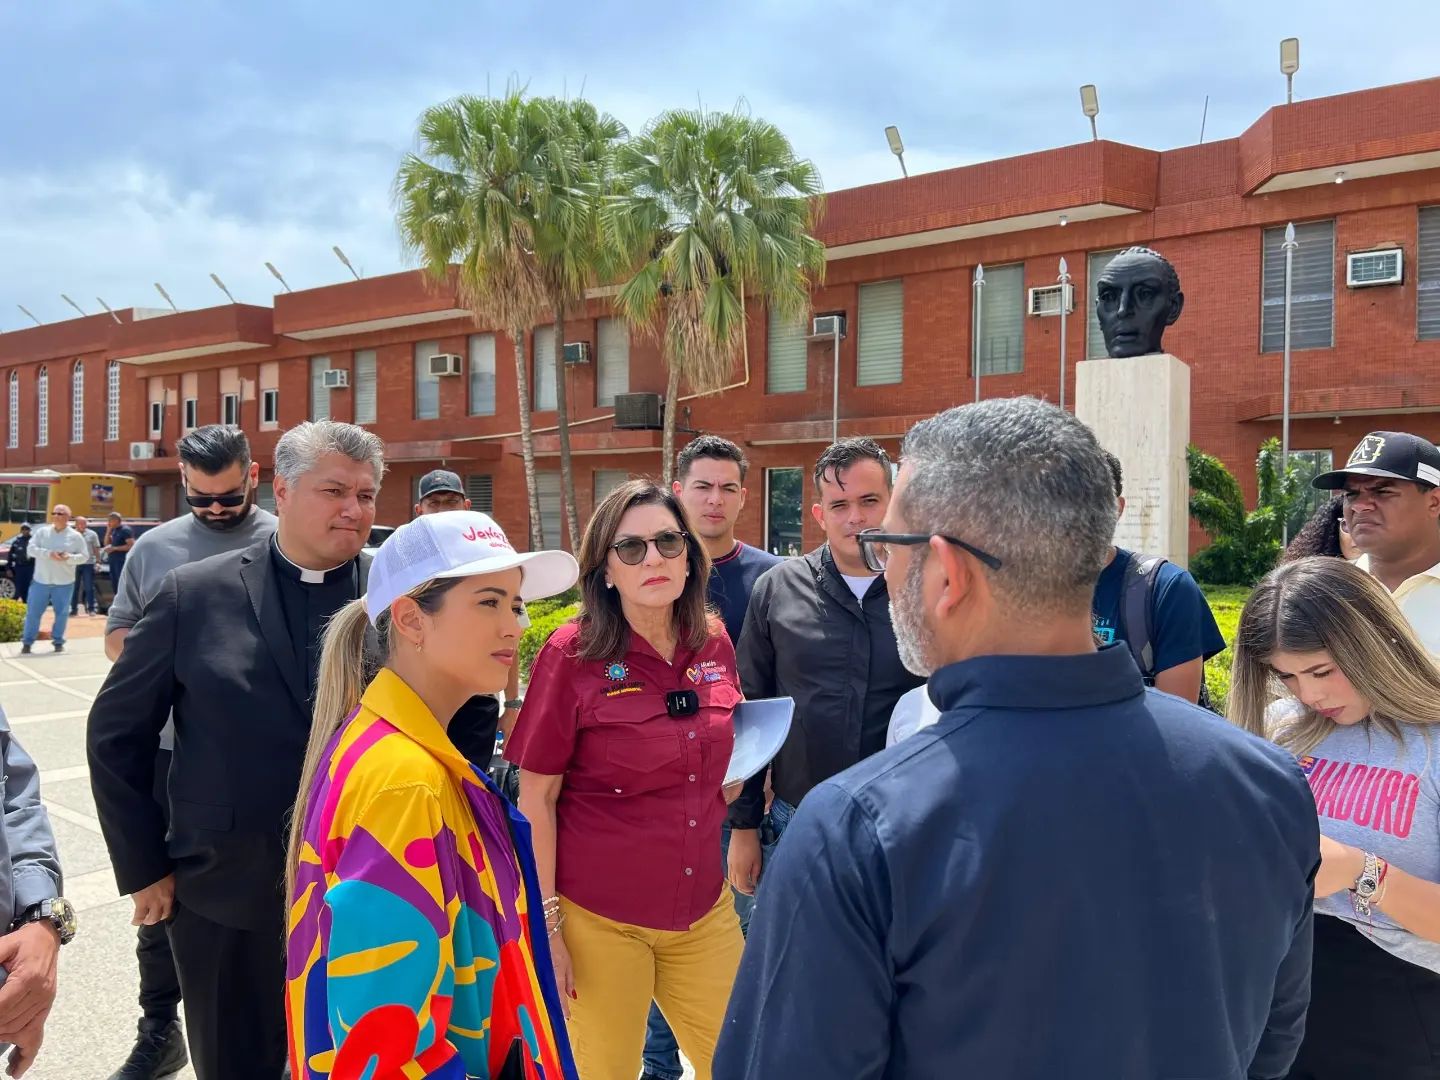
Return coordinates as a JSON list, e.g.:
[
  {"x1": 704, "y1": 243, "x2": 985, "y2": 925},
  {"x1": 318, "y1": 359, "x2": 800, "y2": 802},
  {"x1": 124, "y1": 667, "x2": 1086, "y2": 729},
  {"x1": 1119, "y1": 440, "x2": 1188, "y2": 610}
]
[{"x1": 0, "y1": 470, "x2": 141, "y2": 544}]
